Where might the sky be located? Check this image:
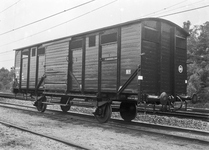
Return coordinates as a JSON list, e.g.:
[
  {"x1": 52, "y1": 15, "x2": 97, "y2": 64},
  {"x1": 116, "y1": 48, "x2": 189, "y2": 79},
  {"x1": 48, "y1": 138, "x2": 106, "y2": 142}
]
[{"x1": 0, "y1": 0, "x2": 209, "y2": 70}]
